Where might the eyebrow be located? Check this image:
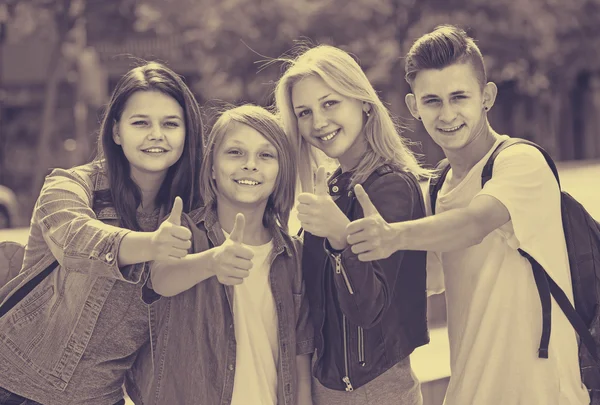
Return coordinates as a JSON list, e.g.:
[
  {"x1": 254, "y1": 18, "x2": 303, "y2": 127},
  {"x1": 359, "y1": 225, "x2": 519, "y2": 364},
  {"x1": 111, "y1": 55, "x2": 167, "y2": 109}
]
[
  {"x1": 128, "y1": 114, "x2": 183, "y2": 120},
  {"x1": 227, "y1": 139, "x2": 276, "y2": 150},
  {"x1": 420, "y1": 90, "x2": 469, "y2": 101},
  {"x1": 294, "y1": 93, "x2": 332, "y2": 110}
]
